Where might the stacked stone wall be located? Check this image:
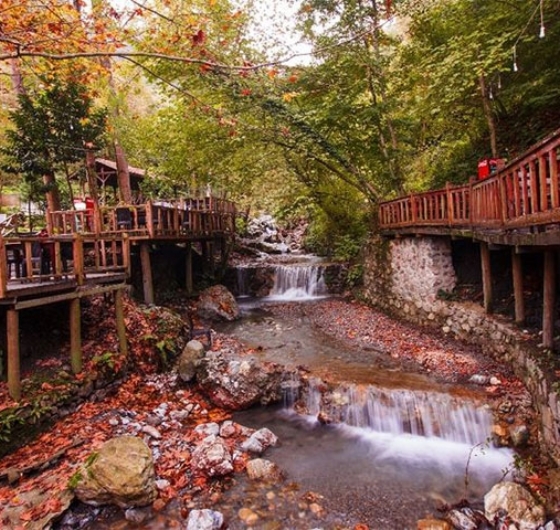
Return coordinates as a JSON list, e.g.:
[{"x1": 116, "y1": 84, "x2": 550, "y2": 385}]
[{"x1": 362, "y1": 234, "x2": 560, "y2": 466}]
